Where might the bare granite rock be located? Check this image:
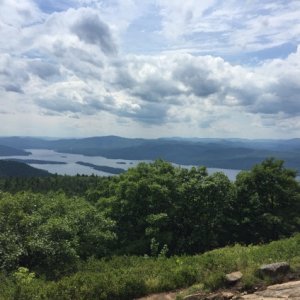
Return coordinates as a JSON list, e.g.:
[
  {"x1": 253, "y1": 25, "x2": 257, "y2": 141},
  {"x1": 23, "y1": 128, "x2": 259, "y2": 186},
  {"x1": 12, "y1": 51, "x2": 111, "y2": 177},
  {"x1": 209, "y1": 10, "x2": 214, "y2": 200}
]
[
  {"x1": 225, "y1": 271, "x2": 243, "y2": 284},
  {"x1": 207, "y1": 291, "x2": 235, "y2": 300},
  {"x1": 241, "y1": 280, "x2": 300, "y2": 299},
  {"x1": 136, "y1": 291, "x2": 177, "y2": 300},
  {"x1": 259, "y1": 262, "x2": 290, "y2": 278},
  {"x1": 183, "y1": 292, "x2": 206, "y2": 300}
]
